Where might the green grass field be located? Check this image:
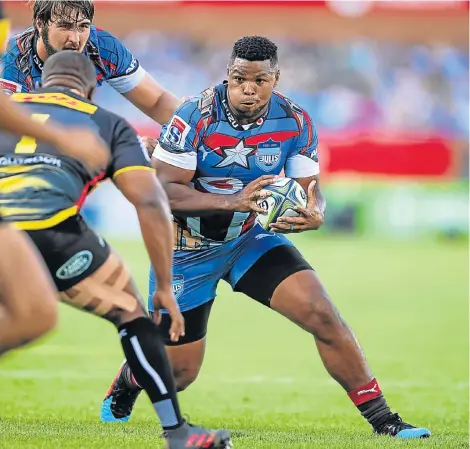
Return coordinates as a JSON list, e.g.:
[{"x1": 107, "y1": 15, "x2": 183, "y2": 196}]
[{"x1": 0, "y1": 235, "x2": 468, "y2": 448}]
